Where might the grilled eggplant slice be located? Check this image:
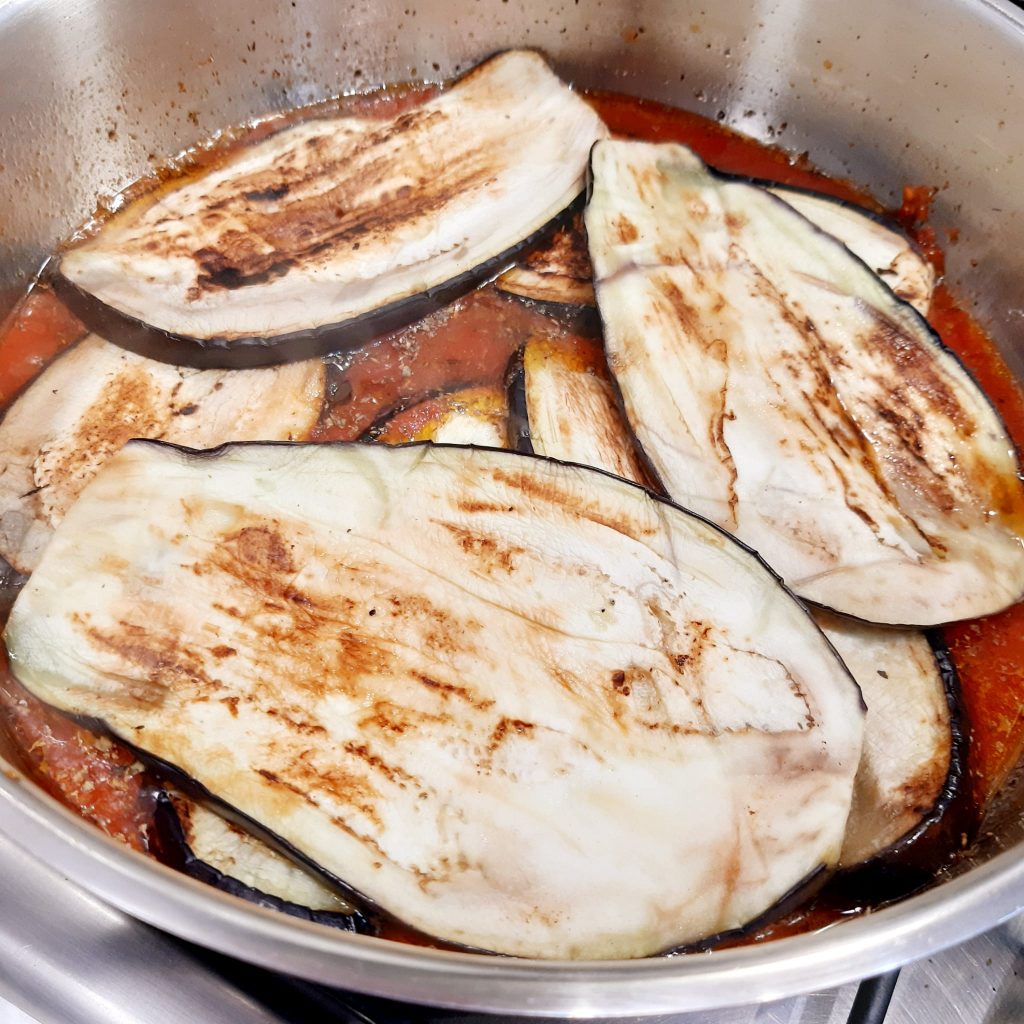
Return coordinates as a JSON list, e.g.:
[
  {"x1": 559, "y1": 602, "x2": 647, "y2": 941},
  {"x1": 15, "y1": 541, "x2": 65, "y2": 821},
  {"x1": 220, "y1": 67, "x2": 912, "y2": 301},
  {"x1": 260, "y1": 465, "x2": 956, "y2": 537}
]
[
  {"x1": 812, "y1": 613, "x2": 959, "y2": 867},
  {"x1": 767, "y1": 186, "x2": 935, "y2": 316},
  {"x1": 153, "y1": 789, "x2": 366, "y2": 928},
  {"x1": 505, "y1": 326, "x2": 961, "y2": 871},
  {"x1": 0, "y1": 334, "x2": 325, "y2": 573},
  {"x1": 586, "y1": 140, "x2": 1024, "y2": 626},
  {"x1": 507, "y1": 335, "x2": 647, "y2": 484},
  {"x1": 5, "y1": 440, "x2": 863, "y2": 959},
  {"x1": 58, "y1": 51, "x2": 608, "y2": 368},
  {"x1": 496, "y1": 218, "x2": 596, "y2": 307}
]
